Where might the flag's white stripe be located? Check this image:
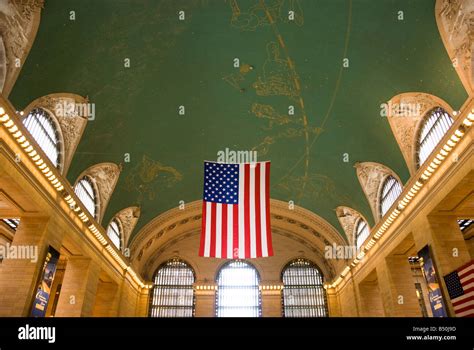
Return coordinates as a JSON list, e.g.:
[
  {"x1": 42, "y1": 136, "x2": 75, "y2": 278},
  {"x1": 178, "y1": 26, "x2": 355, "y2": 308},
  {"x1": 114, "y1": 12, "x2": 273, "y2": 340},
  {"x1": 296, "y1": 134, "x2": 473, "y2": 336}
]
[
  {"x1": 454, "y1": 299, "x2": 474, "y2": 311},
  {"x1": 227, "y1": 204, "x2": 233, "y2": 258},
  {"x1": 457, "y1": 308, "x2": 474, "y2": 317},
  {"x1": 215, "y1": 203, "x2": 222, "y2": 258},
  {"x1": 260, "y1": 163, "x2": 268, "y2": 257},
  {"x1": 460, "y1": 272, "x2": 474, "y2": 284},
  {"x1": 204, "y1": 201, "x2": 212, "y2": 257},
  {"x1": 459, "y1": 264, "x2": 474, "y2": 277},
  {"x1": 238, "y1": 163, "x2": 245, "y2": 259},
  {"x1": 249, "y1": 163, "x2": 257, "y2": 258},
  {"x1": 452, "y1": 290, "x2": 474, "y2": 304}
]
